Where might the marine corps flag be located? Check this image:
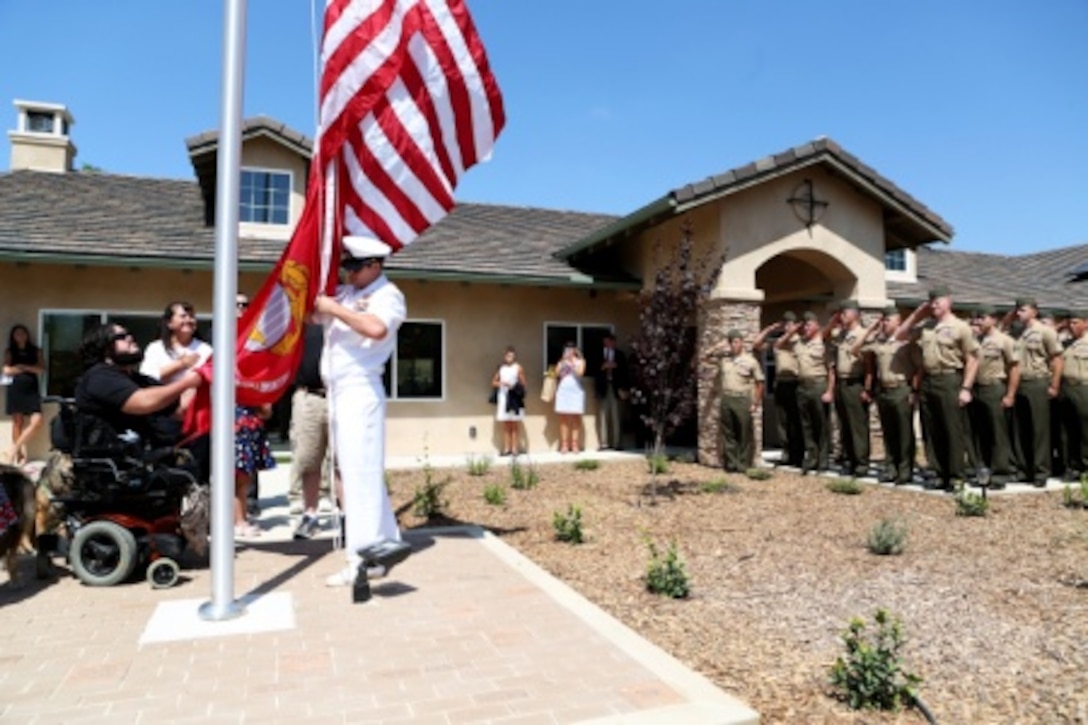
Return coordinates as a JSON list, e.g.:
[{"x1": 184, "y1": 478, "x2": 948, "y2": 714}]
[{"x1": 233, "y1": 0, "x2": 505, "y2": 407}]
